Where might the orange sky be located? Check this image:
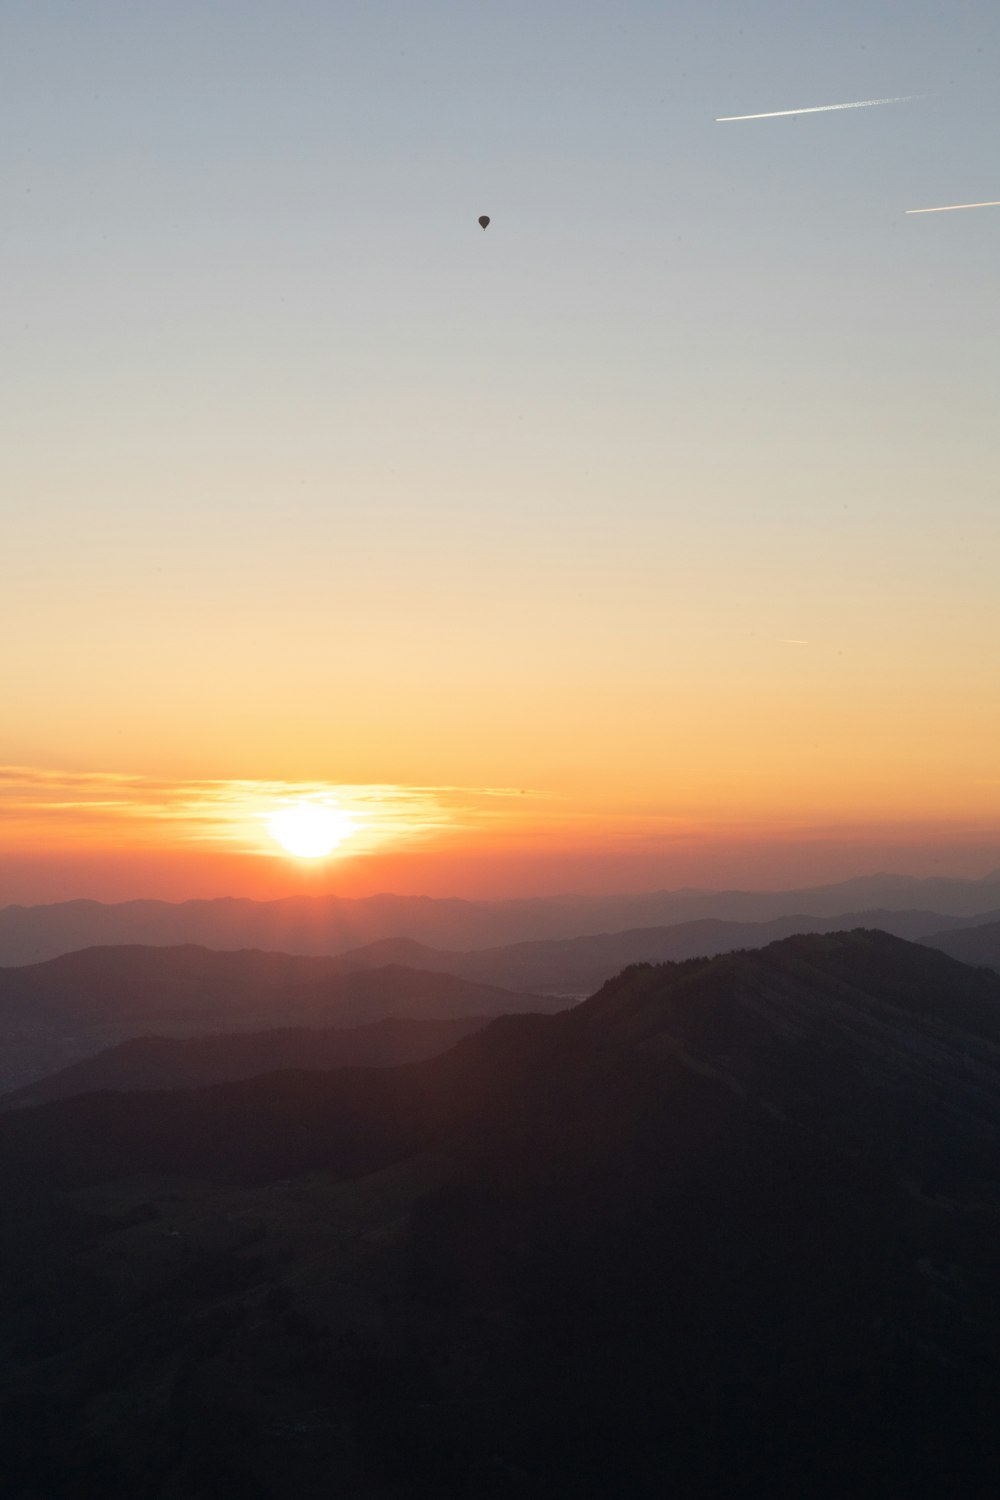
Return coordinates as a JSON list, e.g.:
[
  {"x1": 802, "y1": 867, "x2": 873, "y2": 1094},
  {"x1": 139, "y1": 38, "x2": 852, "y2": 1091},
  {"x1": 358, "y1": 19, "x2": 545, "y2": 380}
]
[
  {"x1": 4, "y1": 7, "x2": 999, "y2": 905},
  {"x1": 1, "y1": 765, "x2": 998, "y2": 904}
]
